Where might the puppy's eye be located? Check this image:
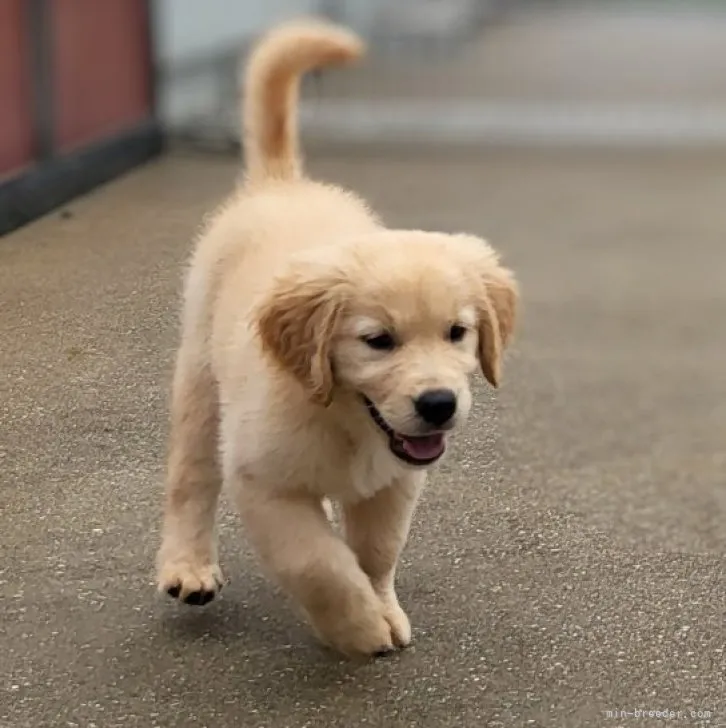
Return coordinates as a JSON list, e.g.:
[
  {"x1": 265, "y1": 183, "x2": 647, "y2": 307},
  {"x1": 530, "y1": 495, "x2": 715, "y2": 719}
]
[
  {"x1": 362, "y1": 333, "x2": 396, "y2": 351},
  {"x1": 448, "y1": 324, "x2": 467, "y2": 343}
]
